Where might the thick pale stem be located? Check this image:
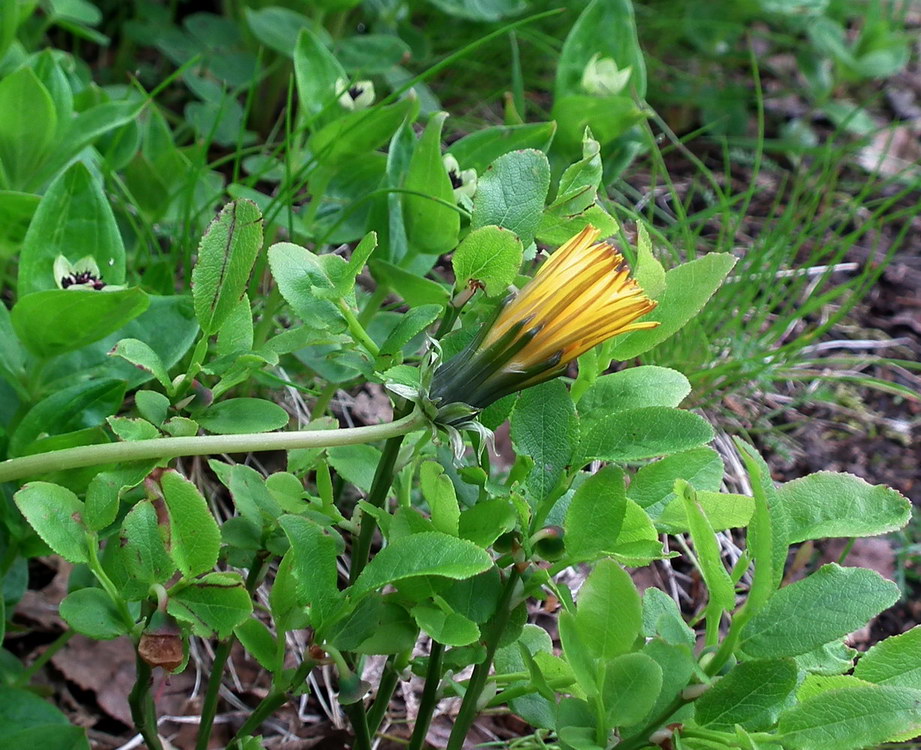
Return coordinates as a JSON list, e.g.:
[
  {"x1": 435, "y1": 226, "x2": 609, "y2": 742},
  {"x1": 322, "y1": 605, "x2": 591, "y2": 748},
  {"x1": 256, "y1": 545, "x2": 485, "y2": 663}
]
[{"x1": 0, "y1": 411, "x2": 426, "y2": 485}]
